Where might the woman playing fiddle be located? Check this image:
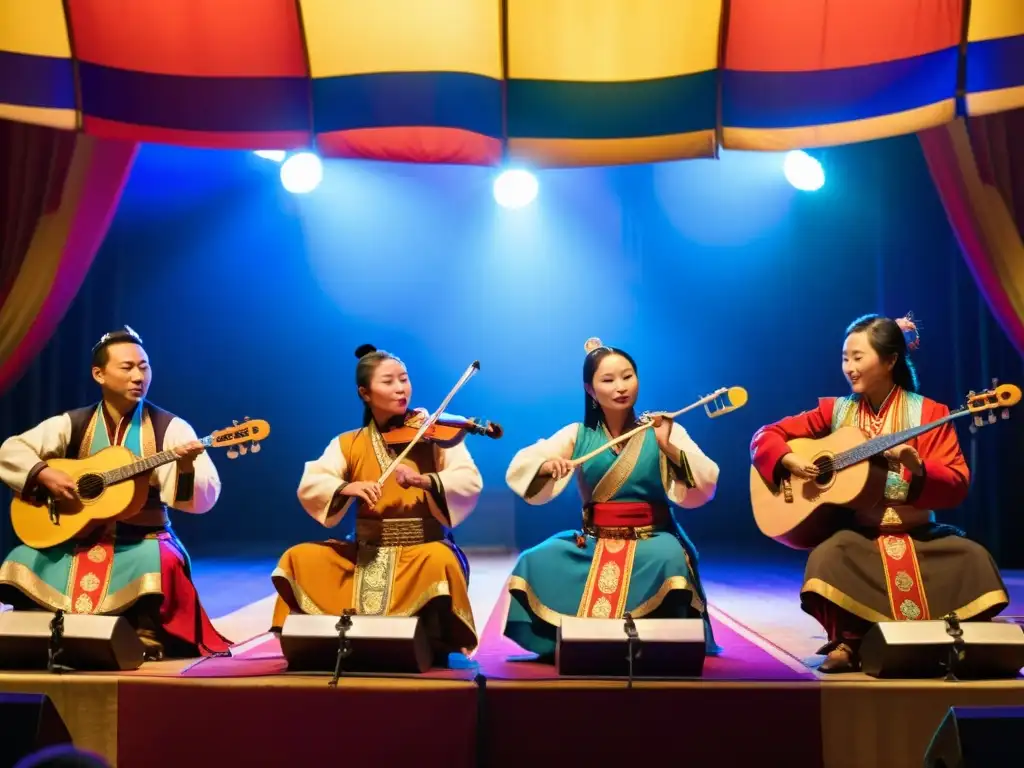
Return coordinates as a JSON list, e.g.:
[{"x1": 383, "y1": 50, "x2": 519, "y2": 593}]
[
  {"x1": 271, "y1": 345, "x2": 493, "y2": 660},
  {"x1": 503, "y1": 338, "x2": 722, "y2": 660},
  {"x1": 750, "y1": 314, "x2": 1009, "y2": 673}
]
